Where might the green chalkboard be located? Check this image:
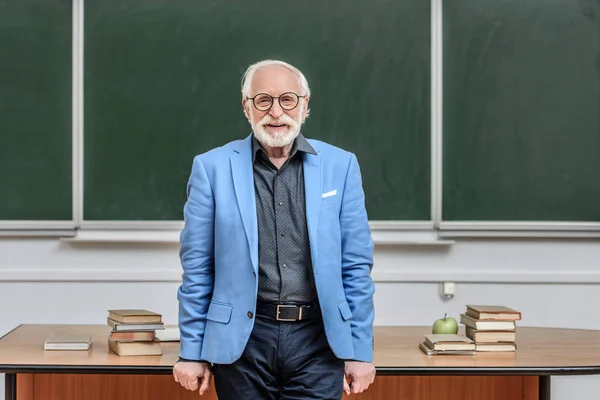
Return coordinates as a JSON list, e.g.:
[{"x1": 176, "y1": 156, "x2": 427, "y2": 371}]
[
  {"x1": 84, "y1": 0, "x2": 430, "y2": 221},
  {"x1": 443, "y1": 0, "x2": 600, "y2": 222},
  {"x1": 0, "y1": 0, "x2": 72, "y2": 221}
]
